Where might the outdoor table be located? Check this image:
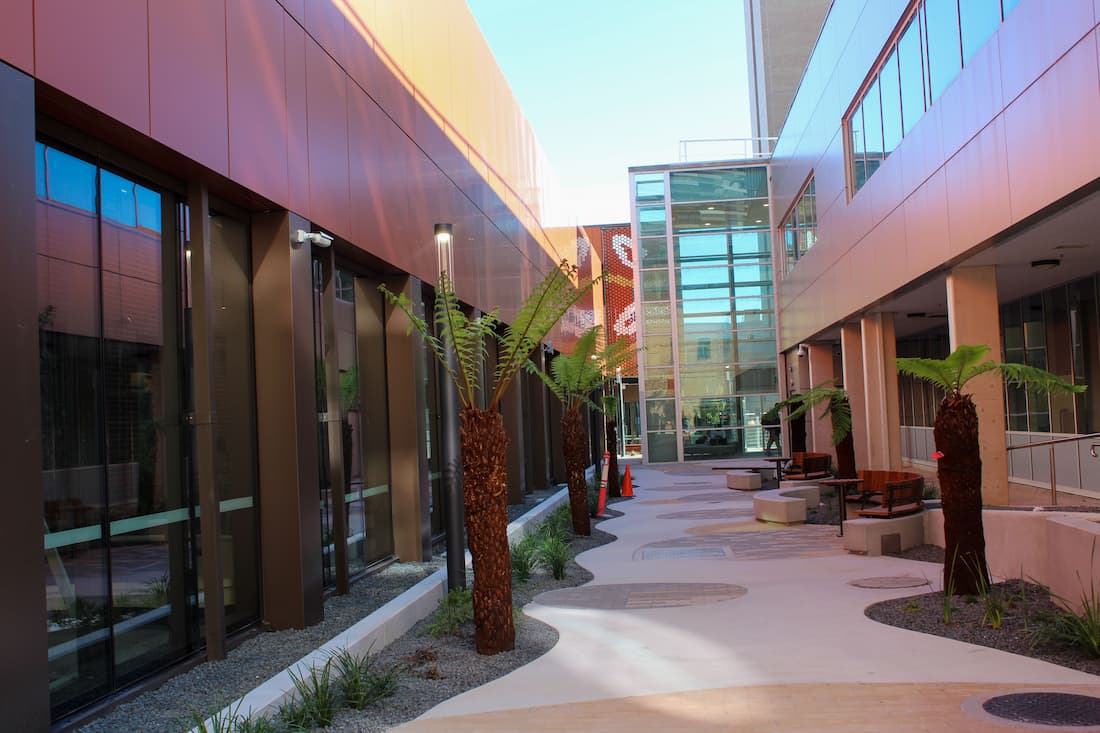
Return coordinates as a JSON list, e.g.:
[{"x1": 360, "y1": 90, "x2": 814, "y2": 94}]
[
  {"x1": 816, "y1": 477, "x2": 864, "y2": 537},
  {"x1": 762, "y1": 455, "x2": 791, "y2": 476}
]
